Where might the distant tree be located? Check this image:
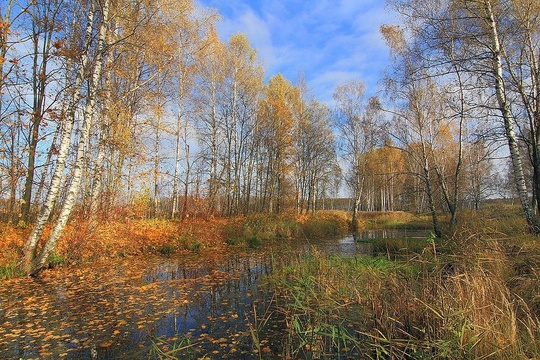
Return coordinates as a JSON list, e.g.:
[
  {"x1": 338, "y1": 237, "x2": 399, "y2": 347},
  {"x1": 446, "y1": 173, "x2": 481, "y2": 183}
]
[
  {"x1": 292, "y1": 93, "x2": 337, "y2": 214},
  {"x1": 334, "y1": 80, "x2": 383, "y2": 231},
  {"x1": 463, "y1": 141, "x2": 497, "y2": 209},
  {"x1": 362, "y1": 144, "x2": 406, "y2": 211},
  {"x1": 256, "y1": 74, "x2": 297, "y2": 213}
]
